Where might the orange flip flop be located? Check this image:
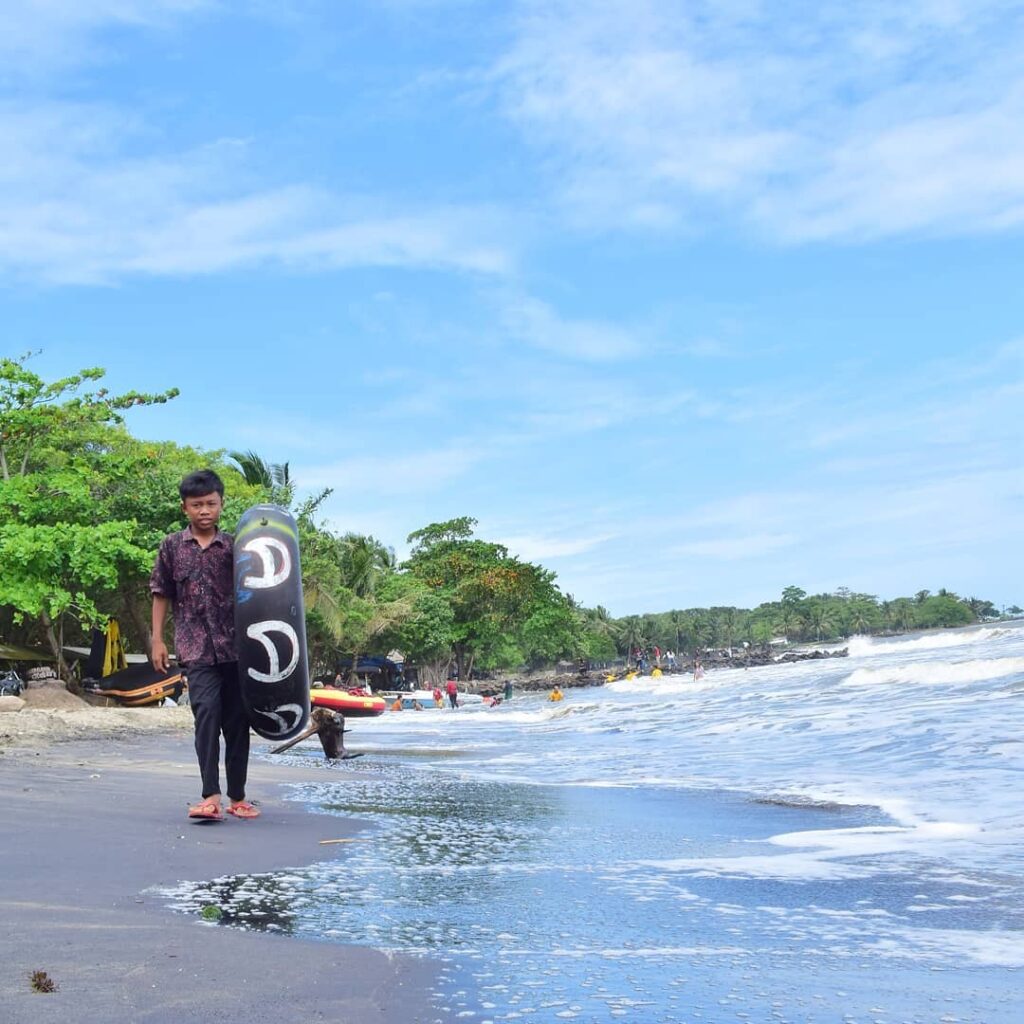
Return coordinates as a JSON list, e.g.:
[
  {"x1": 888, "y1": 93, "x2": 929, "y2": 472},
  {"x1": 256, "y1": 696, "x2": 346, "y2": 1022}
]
[
  {"x1": 226, "y1": 801, "x2": 261, "y2": 819},
  {"x1": 188, "y1": 800, "x2": 224, "y2": 821}
]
